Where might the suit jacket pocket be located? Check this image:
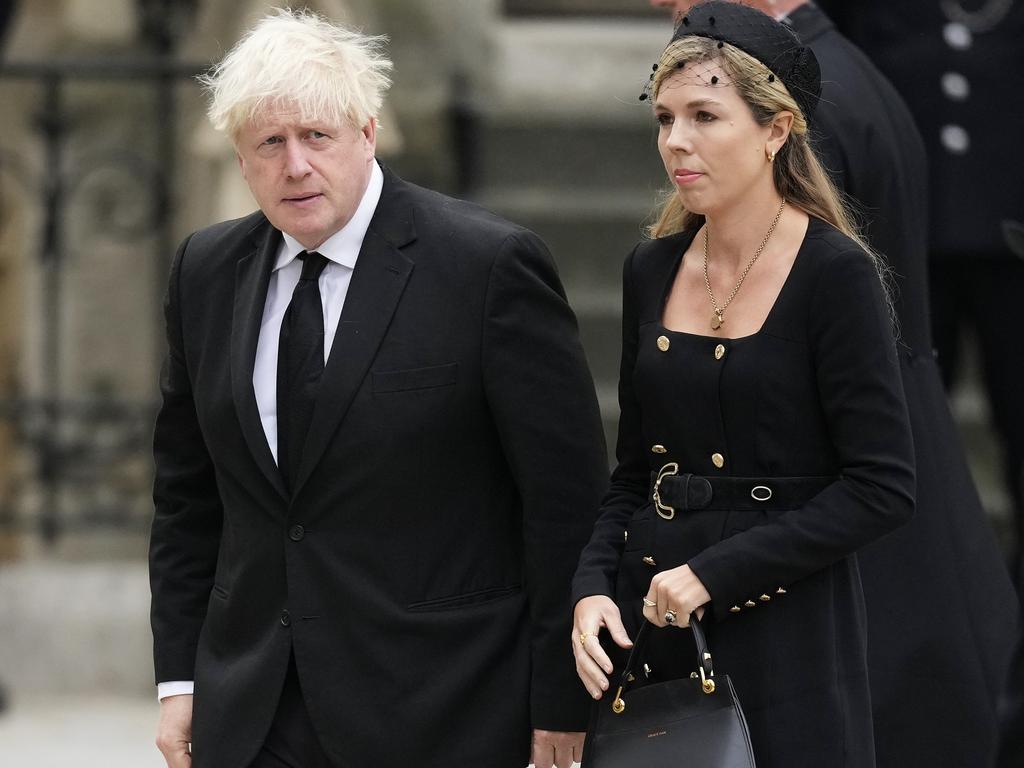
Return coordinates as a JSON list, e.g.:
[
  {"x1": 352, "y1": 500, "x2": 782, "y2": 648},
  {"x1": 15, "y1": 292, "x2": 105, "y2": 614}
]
[
  {"x1": 372, "y1": 362, "x2": 458, "y2": 393},
  {"x1": 407, "y1": 584, "x2": 522, "y2": 612}
]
